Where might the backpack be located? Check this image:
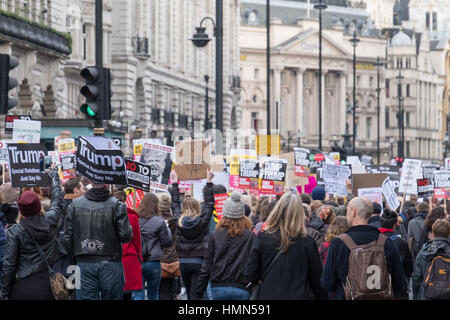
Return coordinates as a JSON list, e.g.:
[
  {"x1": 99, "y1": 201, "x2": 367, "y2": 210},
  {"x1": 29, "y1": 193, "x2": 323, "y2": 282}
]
[
  {"x1": 338, "y1": 233, "x2": 393, "y2": 300},
  {"x1": 423, "y1": 252, "x2": 450, "y2": 300}
]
